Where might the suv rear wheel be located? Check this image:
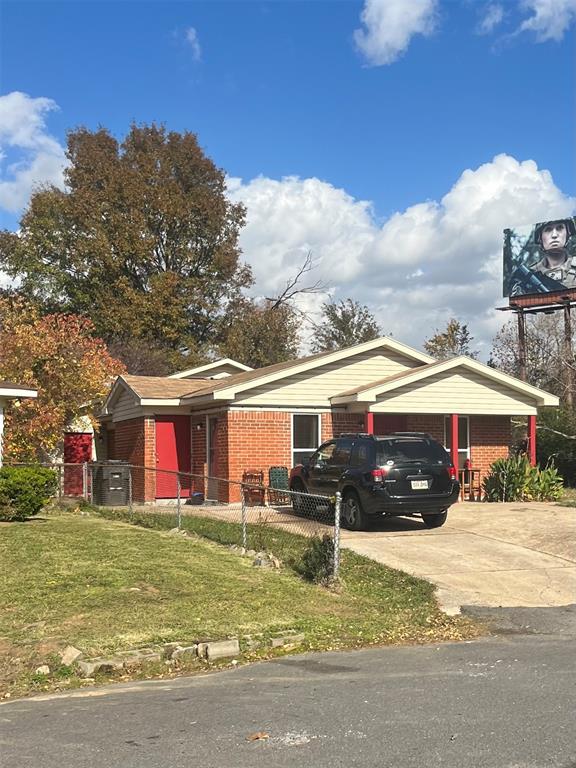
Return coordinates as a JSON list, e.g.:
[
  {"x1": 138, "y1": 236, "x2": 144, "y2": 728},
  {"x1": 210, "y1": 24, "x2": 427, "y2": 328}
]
[
  {"x1": 421, "y1": 510, "x2": 448, "y2": 528},
  {"x1": 341, "y1": 491, "x2": 368, "y2": 531}
]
